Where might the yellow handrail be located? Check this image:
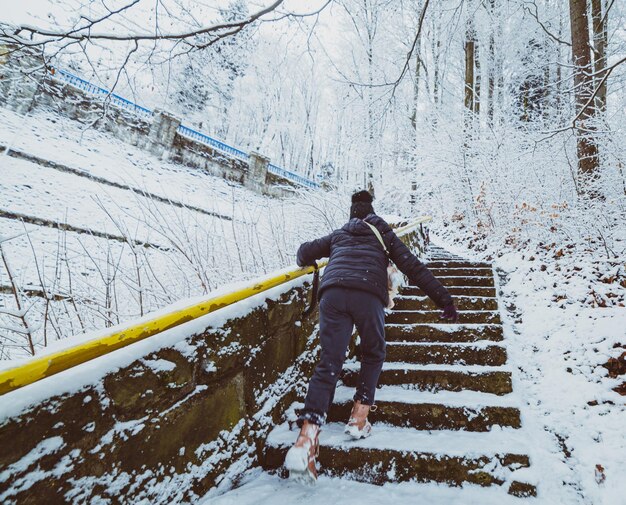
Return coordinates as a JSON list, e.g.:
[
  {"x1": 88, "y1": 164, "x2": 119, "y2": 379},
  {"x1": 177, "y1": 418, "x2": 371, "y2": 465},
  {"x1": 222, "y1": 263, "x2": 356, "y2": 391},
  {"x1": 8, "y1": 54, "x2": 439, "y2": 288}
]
[{"x1": 0, "y1": 215, "x2": 431, "y2": 395}]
